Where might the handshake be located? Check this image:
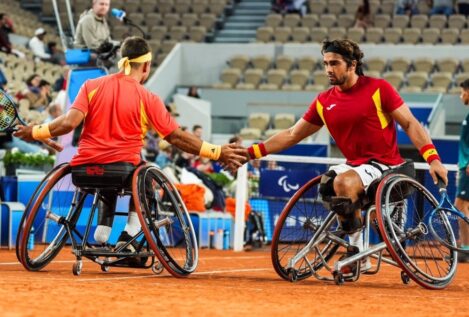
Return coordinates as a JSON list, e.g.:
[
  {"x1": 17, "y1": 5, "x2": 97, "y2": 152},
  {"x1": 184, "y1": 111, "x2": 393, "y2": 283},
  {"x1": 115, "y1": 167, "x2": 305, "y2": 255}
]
[{"x1": 217, "y1": 143, "x2": 253, "y2": 174}]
